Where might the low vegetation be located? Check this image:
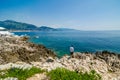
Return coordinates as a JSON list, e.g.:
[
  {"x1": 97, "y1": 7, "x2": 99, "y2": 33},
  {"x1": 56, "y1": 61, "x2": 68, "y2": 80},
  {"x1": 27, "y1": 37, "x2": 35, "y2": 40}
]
[
  {"x1": 47, "y1": 68, "x2": 101, "y2": 80},
  {"x1": 0, "y1": 67, "x2": 44, "y2": 80},
  {"x1": 0, "y1": 67, "x2": 101, "y2": 80}
]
